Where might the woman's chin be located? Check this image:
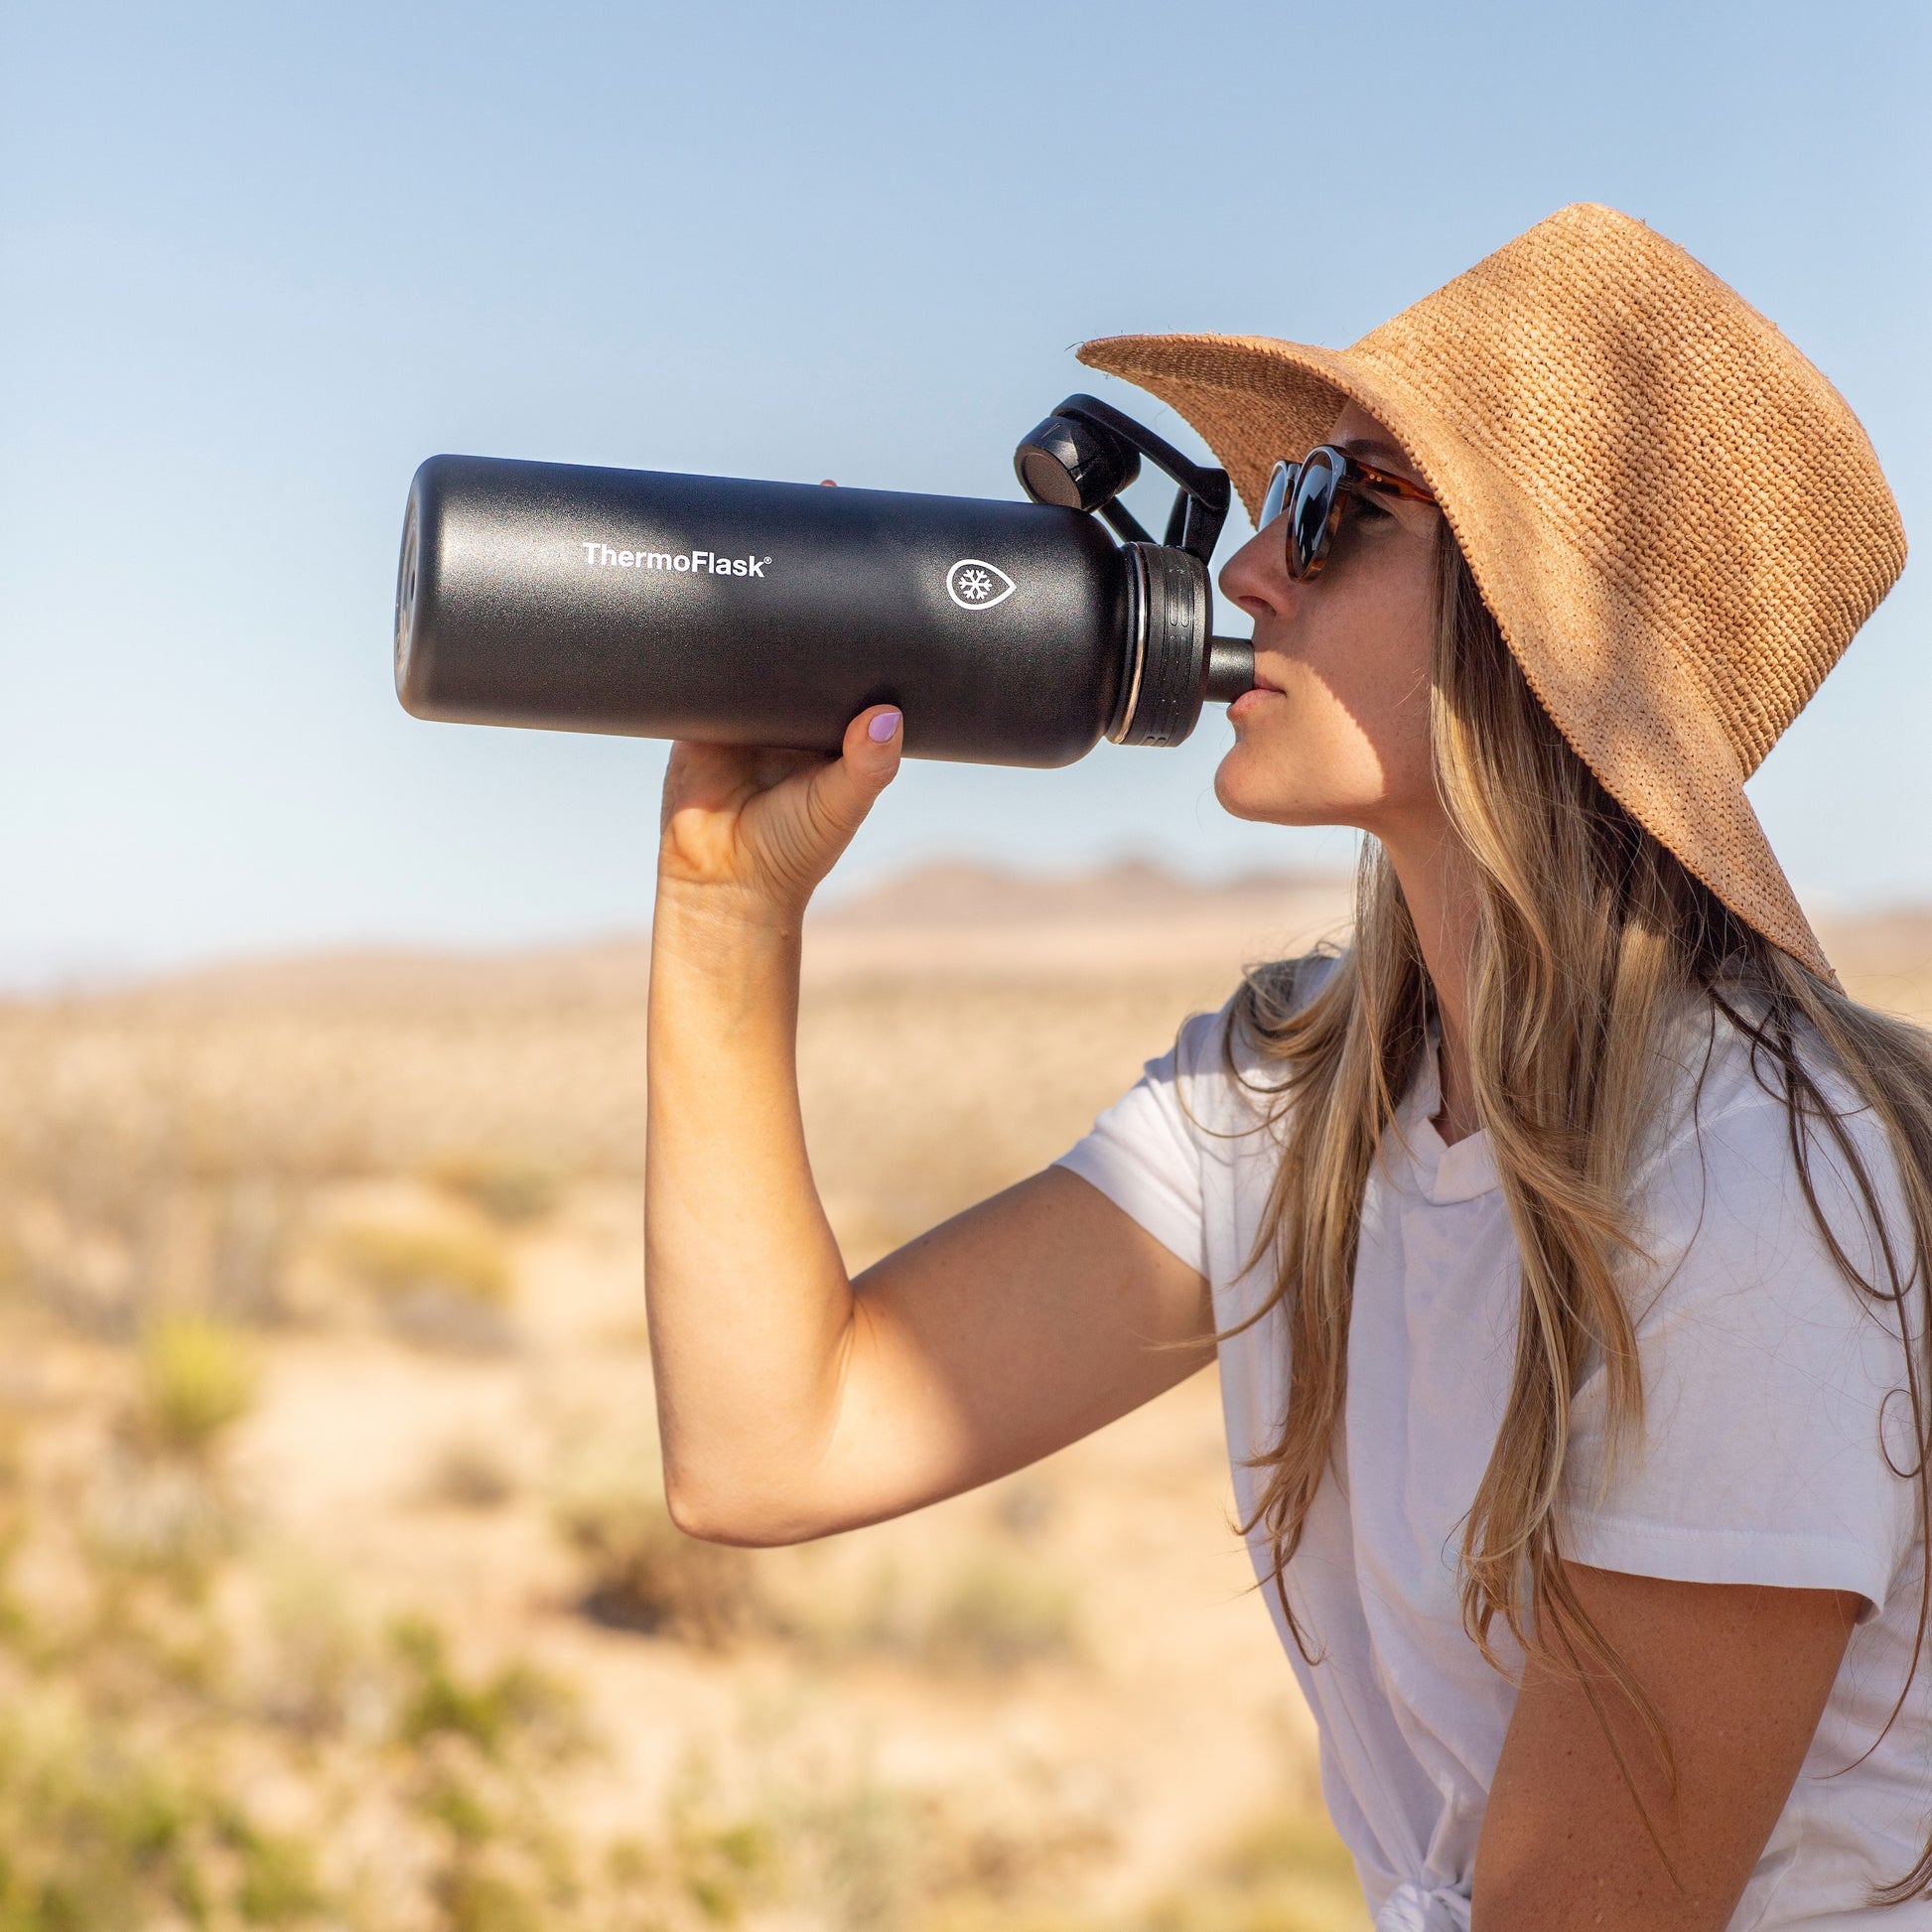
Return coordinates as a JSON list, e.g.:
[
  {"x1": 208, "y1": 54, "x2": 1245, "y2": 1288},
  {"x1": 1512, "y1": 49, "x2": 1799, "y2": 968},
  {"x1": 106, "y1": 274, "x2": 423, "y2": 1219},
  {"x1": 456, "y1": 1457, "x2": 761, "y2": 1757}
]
[
  {"x1": 1214, "y1": 750, "x2": 1304, "y2": 825},
  {"x1": 1213, "y1": 753, "x2": 1354, "y2": 830}
]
